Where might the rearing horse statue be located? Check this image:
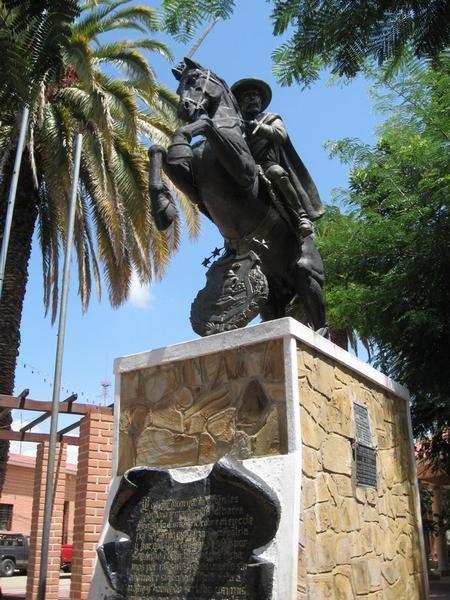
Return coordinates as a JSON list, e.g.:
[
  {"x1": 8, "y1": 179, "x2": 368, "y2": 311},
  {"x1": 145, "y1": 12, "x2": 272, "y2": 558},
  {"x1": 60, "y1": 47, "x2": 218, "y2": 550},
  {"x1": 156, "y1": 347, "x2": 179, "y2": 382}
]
[{"x1": 149, "y1": 58, "x2": 328, "y2": 337}]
